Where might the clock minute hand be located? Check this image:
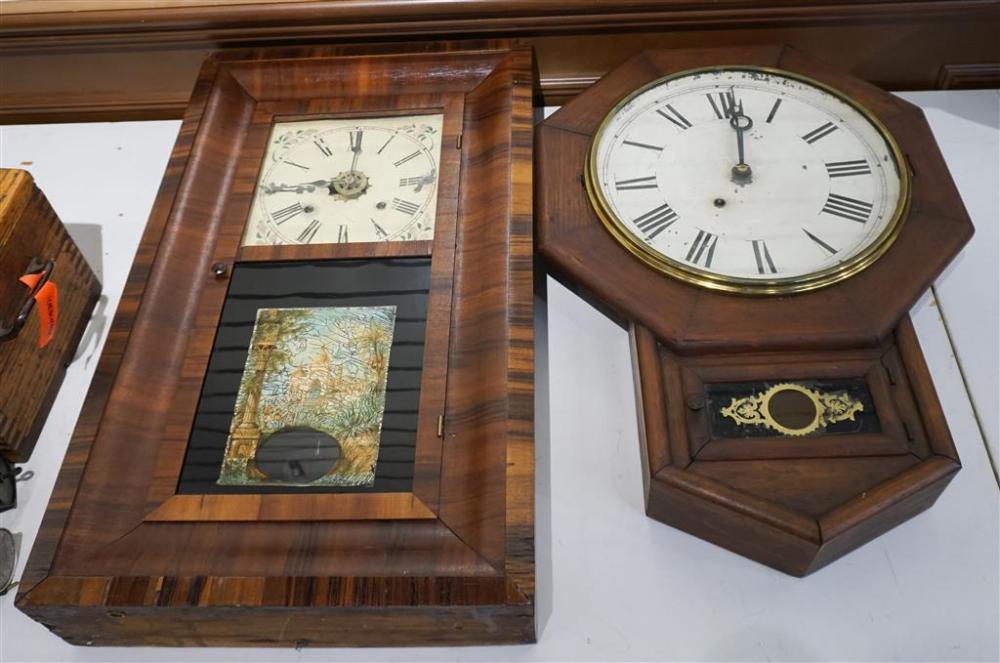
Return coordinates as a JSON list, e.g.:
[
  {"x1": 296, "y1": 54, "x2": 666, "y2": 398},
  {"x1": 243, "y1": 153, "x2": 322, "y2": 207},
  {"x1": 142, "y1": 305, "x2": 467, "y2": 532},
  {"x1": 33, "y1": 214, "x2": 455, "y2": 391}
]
[
  {"x1": 349, "y1": 130, "x2": 362, "y2": 172},
  {"x1": 727, "y1": 90, "x2": 754, "y2": 184}
]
